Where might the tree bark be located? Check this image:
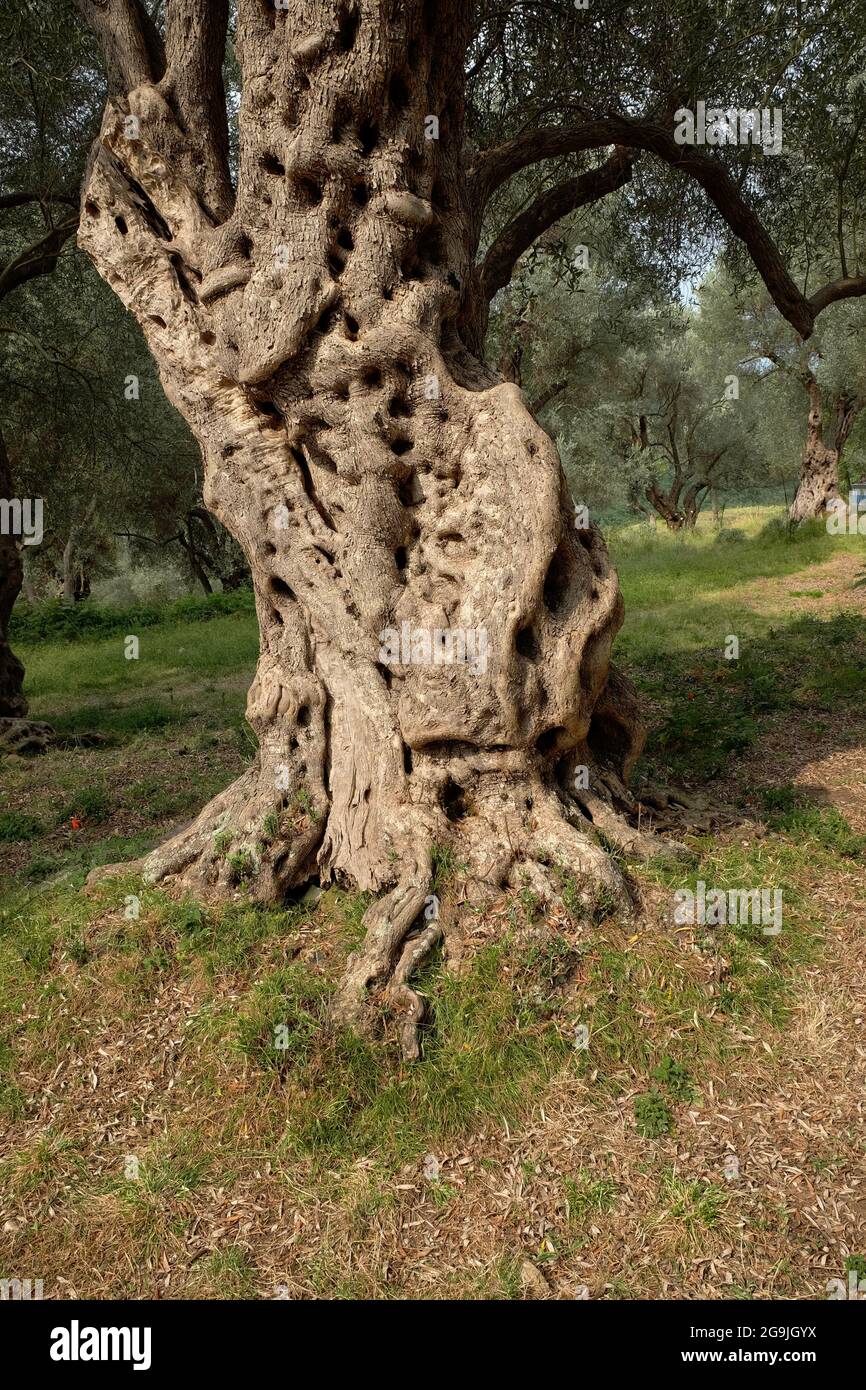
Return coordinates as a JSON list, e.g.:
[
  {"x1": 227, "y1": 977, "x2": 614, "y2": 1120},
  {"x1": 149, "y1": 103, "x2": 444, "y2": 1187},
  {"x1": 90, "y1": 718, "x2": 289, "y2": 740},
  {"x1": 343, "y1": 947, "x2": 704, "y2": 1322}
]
[
  {"x1": 78, "y1": 0, "x2": 653, "y2": 1052},
  {"x1": 789, "y1": 381, "x2": 861, "y2": 522}
]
